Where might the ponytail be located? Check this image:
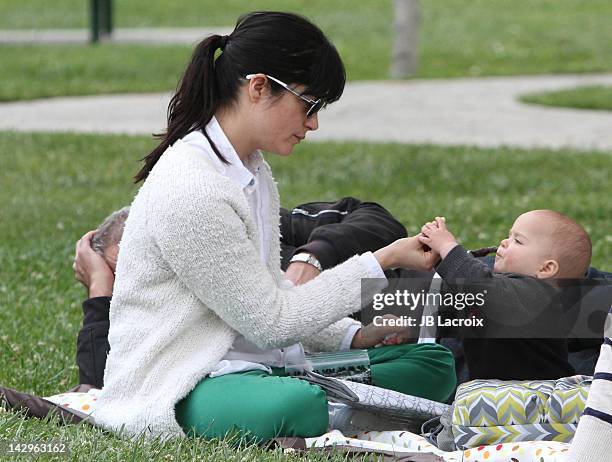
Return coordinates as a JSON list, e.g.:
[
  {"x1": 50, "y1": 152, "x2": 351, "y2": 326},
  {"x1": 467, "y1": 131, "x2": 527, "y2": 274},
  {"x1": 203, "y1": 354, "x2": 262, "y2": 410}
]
[{"x1": 134, "y1": 34, "x2": 227, "y2": 183}]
